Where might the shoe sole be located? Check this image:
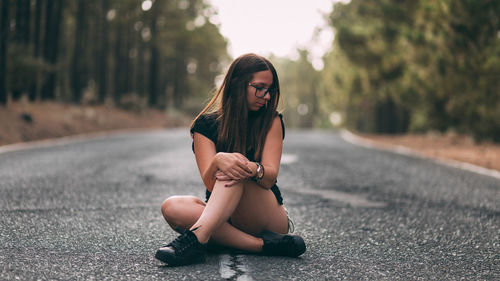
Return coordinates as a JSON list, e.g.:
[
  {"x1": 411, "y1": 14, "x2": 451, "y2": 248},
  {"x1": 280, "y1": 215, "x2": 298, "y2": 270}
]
[
  {"x1": 261, "y1": 230, "x2": 307, "y2": 257},
  {"x1": 155, "y1": 250, "x2": 205, "y2": 266}
]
